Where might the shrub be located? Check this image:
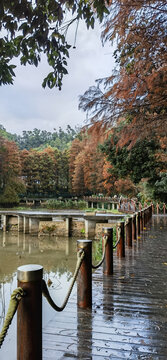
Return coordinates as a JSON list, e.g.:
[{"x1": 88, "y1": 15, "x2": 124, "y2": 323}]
[{"x1": 46, "y1": 199, "x2": 87, "y2": 210}]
